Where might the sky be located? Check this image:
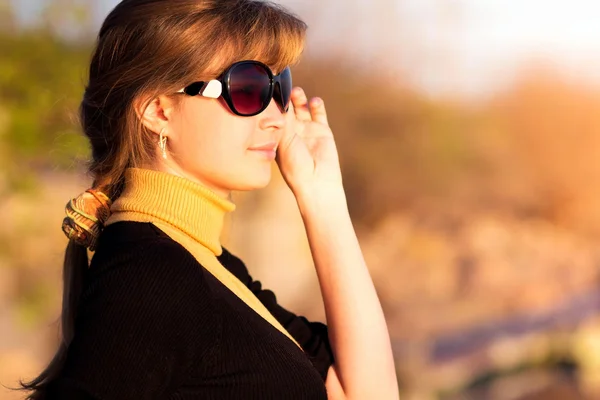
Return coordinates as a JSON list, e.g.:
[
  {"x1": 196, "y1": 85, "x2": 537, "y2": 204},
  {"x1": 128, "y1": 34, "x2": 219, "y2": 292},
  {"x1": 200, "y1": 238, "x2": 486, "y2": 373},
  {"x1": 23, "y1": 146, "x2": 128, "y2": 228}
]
[{"x1": 11, "y1": 0, "x2": 600, "y2": 99}]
